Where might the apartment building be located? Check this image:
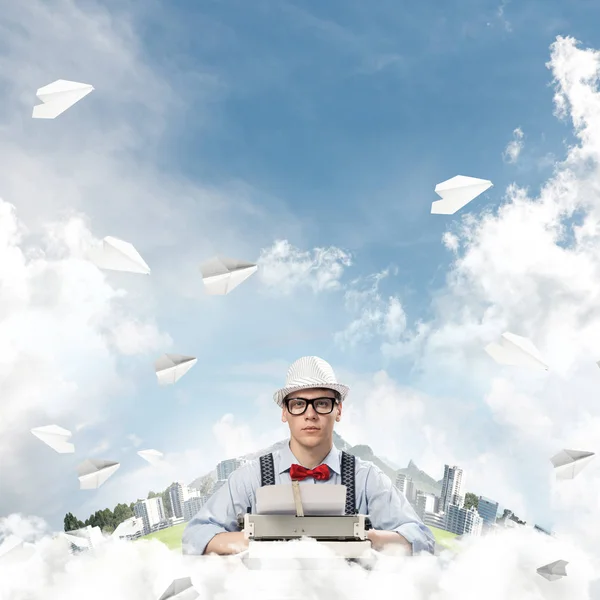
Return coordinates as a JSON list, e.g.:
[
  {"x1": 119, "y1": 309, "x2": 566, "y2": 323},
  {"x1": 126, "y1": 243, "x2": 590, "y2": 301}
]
[
  {"x1": 134, "y1": 497, "x2": 167, "y2": 535},
  {"x1": 445, "y1": 504, "x2": 483, "y2": 536}
]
